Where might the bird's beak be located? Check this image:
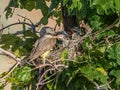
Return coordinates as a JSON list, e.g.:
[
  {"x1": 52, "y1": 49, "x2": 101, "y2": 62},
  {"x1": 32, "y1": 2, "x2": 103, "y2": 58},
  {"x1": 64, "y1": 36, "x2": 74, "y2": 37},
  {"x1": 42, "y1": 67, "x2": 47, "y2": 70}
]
[{"x1": 56, "y1": 31, "x2": 70, "y2": 40}]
